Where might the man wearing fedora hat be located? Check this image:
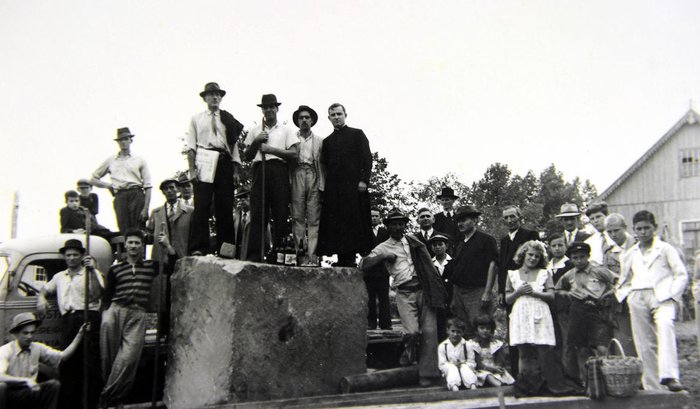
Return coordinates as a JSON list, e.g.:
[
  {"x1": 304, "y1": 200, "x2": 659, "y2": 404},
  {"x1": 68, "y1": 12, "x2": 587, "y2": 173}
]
[
  {"x1": 360, "y1": 208, "x2": 448, "y2": 386},
  {"x1": 185, "y1": 82, "x2": 245, "y2": 255},
  {"x1": 433, "y1": 187, "x2": 461, "y2": 251},
  {"x1": 36, "y1": 239, "x2": 104, "y2": 409},
  {"x1": 177, "y1": 173, "x2": 194, "y2": 207},
  {"x1": 0, "y1": 312, "x2": 86, "y2": 409},
  {"x1": 443, "y1": 205, "x2": 499, "y2": 336},
  {"x1": 91, "y1": 127, "x2": 152, "y2": 233},
  {"x1": 555, "y1": 203, "x2": 591, "y2": 246},
  {"x1": 233, "y1": 187, "x2": 253, "y2": 260},
  {"x1": 290, "y1": 105, "x2": 325, "y2": 264},
  {"x1": 243, "y1": 94, "x2": 299, "y2": 261},
  {"x1": 318, "y1": 103, "x2": 374, "y2": 266}
]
